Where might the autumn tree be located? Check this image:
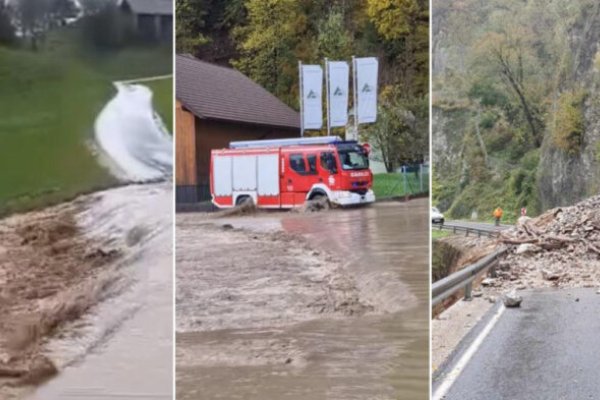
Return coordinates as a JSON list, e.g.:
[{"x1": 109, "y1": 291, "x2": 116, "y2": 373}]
[
  {"x1": 316, "y1": 8, "x2": 352, "y2": 60},
  {"x1": 366, "y1": 0, "x2": 429, "y2": 96},
  {"x1": 473, "y1": 28, "x2": 544, "y2": 147},
  {"x1": 232, "y1": 0, "x2": 308, "y2": 107}
]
